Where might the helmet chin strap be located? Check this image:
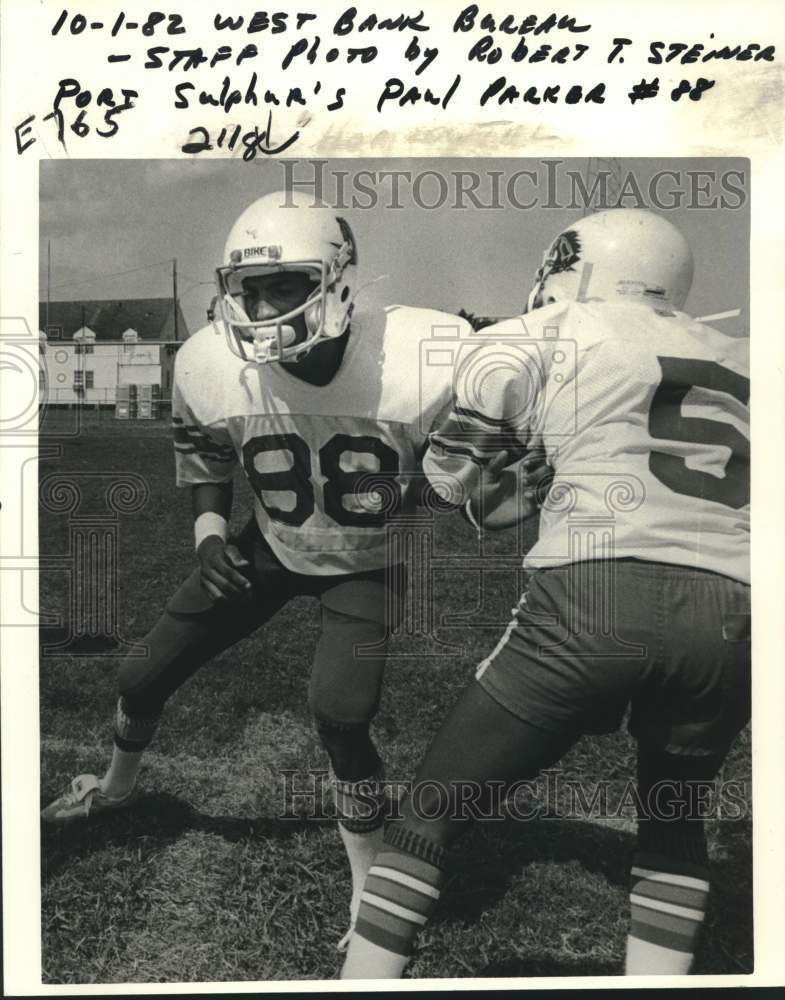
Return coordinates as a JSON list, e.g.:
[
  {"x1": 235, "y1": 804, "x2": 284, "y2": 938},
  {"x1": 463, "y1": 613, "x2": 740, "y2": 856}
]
[{"x1": 526, "y1": 280, "x2": 544, "y2": 314}]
